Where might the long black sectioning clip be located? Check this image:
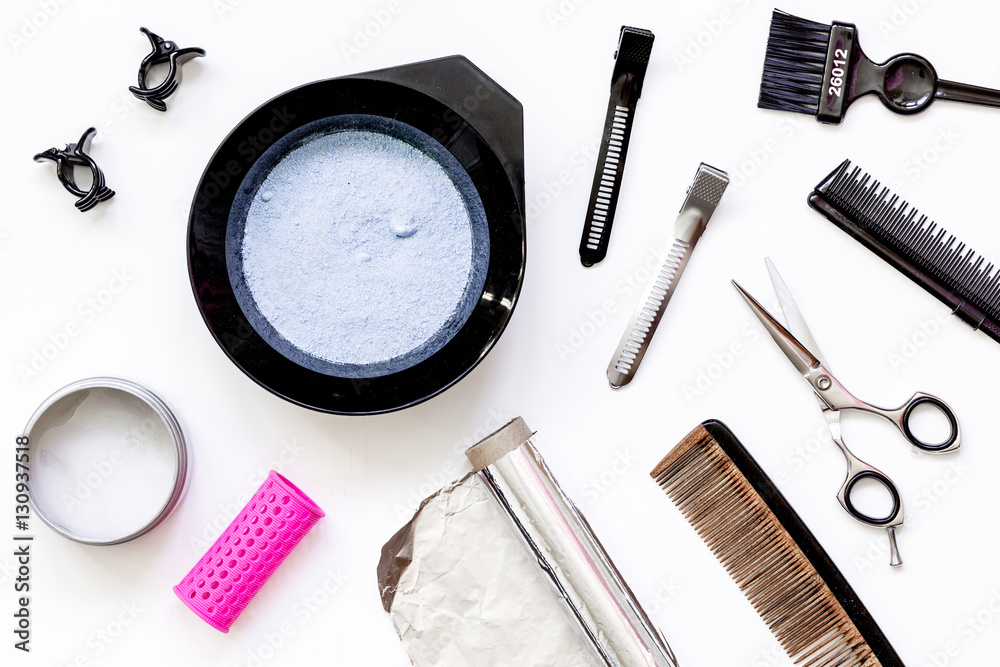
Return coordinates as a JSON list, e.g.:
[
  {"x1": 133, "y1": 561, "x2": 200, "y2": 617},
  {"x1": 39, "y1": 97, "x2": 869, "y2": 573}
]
[{"x1": 579, "y1": 26, "x2": 654, "y2": 267}]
